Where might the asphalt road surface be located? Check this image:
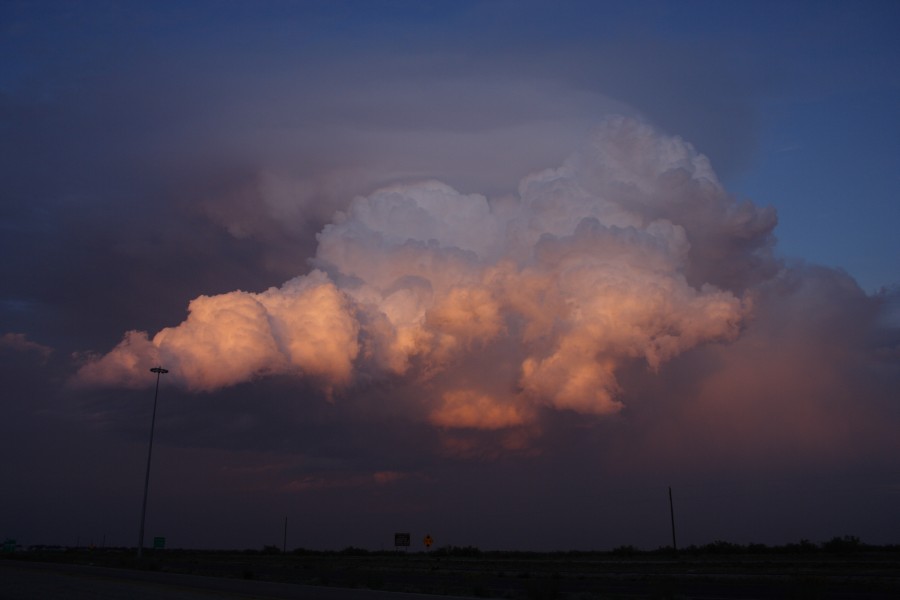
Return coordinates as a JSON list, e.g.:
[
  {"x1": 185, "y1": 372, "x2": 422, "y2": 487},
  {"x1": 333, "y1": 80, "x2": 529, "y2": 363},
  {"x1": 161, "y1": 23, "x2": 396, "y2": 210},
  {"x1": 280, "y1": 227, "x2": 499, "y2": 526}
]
[{"x1": 0, "y1": 561, "x2": 479, "y2": 600}]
